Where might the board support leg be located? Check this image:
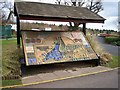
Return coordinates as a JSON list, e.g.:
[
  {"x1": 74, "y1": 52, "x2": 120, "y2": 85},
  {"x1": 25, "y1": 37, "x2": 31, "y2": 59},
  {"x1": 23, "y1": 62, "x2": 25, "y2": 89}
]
[{"x1": 95, "y1": 56, "x2": 100, "y2": 66}]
